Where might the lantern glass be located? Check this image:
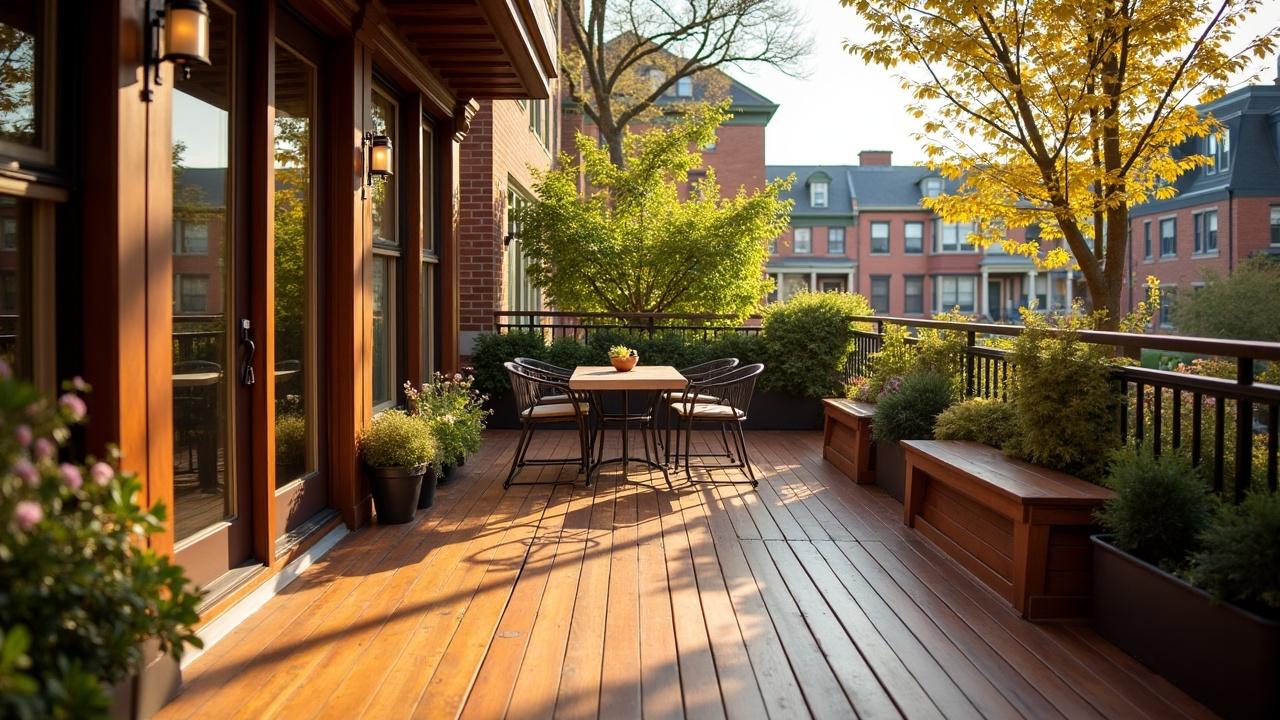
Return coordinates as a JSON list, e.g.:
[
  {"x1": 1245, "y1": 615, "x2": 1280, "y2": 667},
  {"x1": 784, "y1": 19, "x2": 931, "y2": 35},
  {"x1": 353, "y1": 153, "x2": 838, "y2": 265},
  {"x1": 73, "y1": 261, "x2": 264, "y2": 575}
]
[
  {"x1": 165, "y1": 5, "x2": 210, "y2": 65},
  {"x1": 369, "y1": 141, "x2": 393, "y2": 176}
]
